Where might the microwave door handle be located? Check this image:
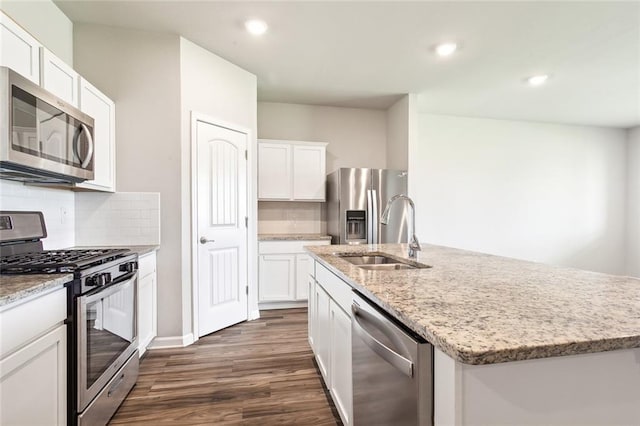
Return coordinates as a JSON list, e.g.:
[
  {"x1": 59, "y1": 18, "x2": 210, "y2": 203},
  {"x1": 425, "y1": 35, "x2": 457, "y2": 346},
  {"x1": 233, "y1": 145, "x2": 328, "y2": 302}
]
[{"x1": 74, "y1": 124, "x2": 94, "y2": 169}]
